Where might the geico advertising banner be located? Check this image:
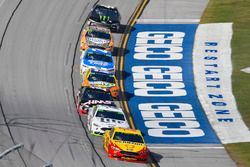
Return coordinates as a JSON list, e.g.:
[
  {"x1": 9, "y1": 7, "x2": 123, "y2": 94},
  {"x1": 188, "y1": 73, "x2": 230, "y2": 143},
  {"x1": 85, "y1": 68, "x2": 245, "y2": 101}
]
[{"x1": 124, "y1": 24, "x2": 220, "y2": 144}]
